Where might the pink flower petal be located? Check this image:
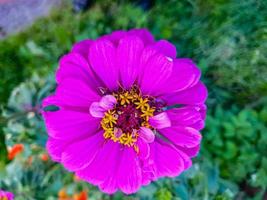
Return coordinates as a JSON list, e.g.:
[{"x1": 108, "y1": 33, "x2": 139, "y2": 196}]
[
  {"x1": 136, "y1": 138, "x2": 150, "y2": 160},
  {"x1": 89, "y1": 39, "x2": 119, "y2": 91},
  {"x1": 100, "y1": 145, "x2": 145, "y2": 194},
  {"x1": 191, "y1": 120, "x2": 205, "y2": 130},
  {"x1": 117, "y1": 147, "x2": 142, "y2": 194},
  {"x1": 198, "y1": 104, "x2": 207, "y2": 120},
  {"x1": 139, "y1": 127, "x2": 155, "y2": 143},
  {"x1": 176, "y1": 149, "x2": 192, "y2": 170},
  {"x1": 161, "y1": 81, "x2": 208, "y2": 105},
  {"x1": 71, "y1": 39, "x2": 93, "y2": 59},
  {"x1": 0, "y1": 190, "x2": 14, "y2": 200},
  {"x1": 167, "y1": 106, "x2": 204, "y2": 130},
  {"x1": 151, "y1": 40, "x2": 177, "y2": 58},
  {"x1": 149, "y1": 112, "x2": 171, "y2": 129},
  {"x1": 150, "y1": 139, "x2": 184, "y2": 177},
  {"x1": 177, "y1": 144, "x2": 200, "y2": 158},
  {"x1": 76, "y1": 141, "x2": 121, "y2": 187},
  {"x1": 46, "y1": 137, "x2": 67, "y2": 162},
  {"x1": 56, "y1": 52, "x2": 101, "y2": 90},
  {"x1": 157, "y1": 59, "x2": 201, "y2": 95},
  {"x1": 89, "y1": 102, "x2": 105, "y2": 118},
  {"x1": 43, "y1": 109, "x2": 100, "y2": 140},
  {"x1": 99, "y1": 95, "x2": 117, "y2": 110},
  {"x1": 101, "y1": 29, "x2": 154, "y2": 47},
  {"x1": 127, "y1": 28, "x2": 154, "y2": 45},
  {"x1": 160, "y1": 126, "x2": 202, "y2": 148},
  {"x1": 97, "y1": 142, "x2": 122, "y2": 194},
  {"x1": 99, "y1": 175, "x2": 118, "y2": 194},
  {"x1": 55, "y1": 78, "x2": 101, "y2": 108},
  {"x1": 100, "y1": 30, "x2": 127, "y2": 46},
  {"x1": 90, "y1": 95, "x2": 117, "y2": 118},
  {"x1": 117, "y1": 35, "x2": 144, "y2": 88},
  {"x1": 62, "y1": 132, "x2": 104, "y2": 171},
  {"x1": 139, "y1": 47, "x2": 173, "y2": 95}
]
